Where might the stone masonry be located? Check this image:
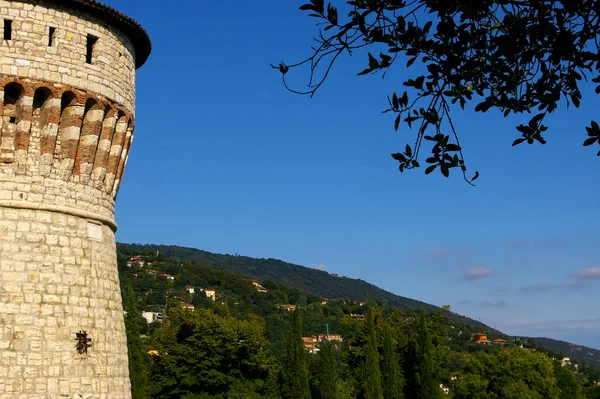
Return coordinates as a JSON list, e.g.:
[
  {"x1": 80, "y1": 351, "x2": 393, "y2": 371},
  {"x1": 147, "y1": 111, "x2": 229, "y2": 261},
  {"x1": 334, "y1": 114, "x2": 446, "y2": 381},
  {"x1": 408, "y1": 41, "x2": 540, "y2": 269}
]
[{"x1": 0, "y1": 1, "x2": 150, "y2": 398}]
